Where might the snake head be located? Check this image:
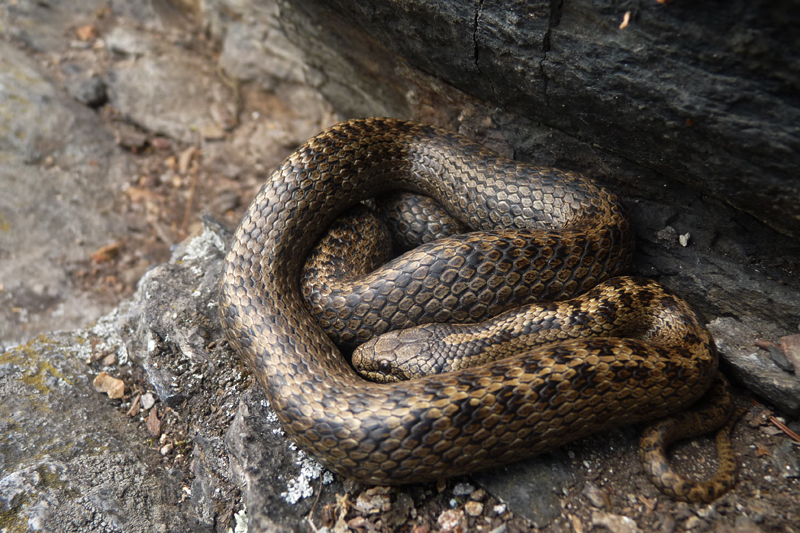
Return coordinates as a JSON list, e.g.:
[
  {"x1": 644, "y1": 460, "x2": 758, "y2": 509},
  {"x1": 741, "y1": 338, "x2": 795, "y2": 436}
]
[{"x1": 352, "y1": 326, "x2": 442, "y2": 383}]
